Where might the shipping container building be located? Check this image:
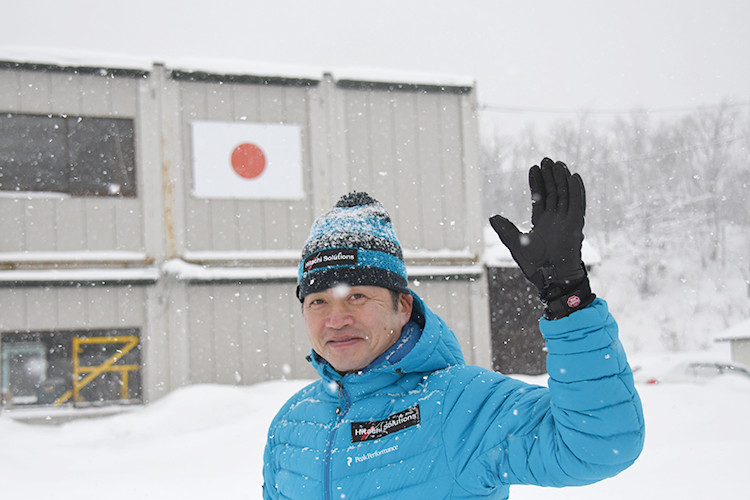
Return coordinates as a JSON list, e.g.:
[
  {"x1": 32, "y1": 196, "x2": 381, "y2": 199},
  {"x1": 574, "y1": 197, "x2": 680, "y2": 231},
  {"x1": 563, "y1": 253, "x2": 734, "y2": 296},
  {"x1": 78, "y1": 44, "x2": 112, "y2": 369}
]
[{"x1": 0, "y1": 53, "x2": 490, "y2": 418}]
